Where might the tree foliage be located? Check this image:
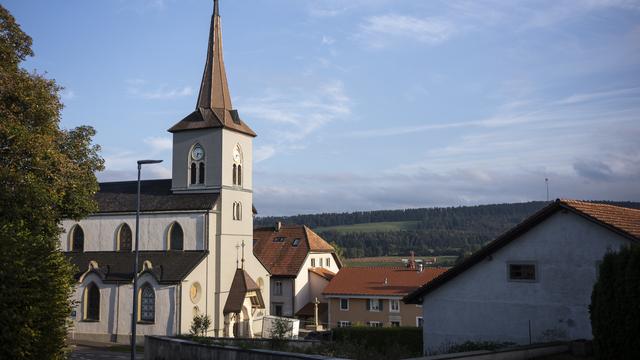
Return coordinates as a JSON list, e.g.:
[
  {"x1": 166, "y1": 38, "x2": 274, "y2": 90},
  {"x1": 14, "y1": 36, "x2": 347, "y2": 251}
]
[
  {"x1": 590, "y1": 246, "x2": 640, "y2": 359},
  {"x1": 0, "y1": 5, "x2": 104, "y2": 359}
]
